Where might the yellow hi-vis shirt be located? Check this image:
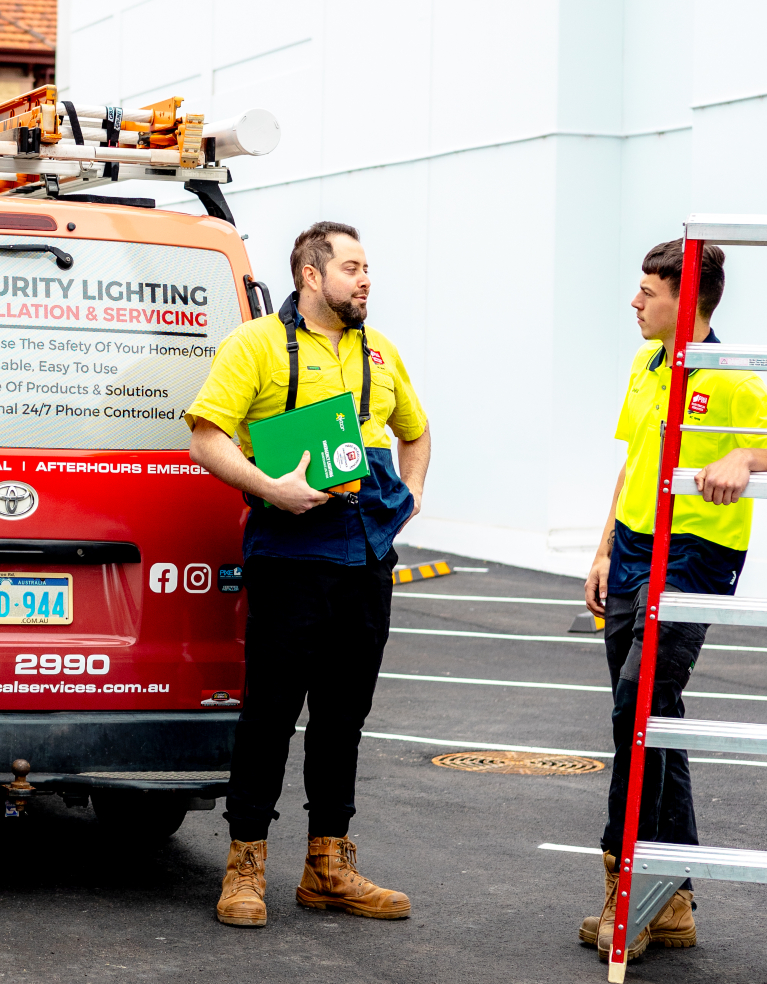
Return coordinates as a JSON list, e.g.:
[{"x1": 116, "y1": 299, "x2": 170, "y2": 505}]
[
  {"x1": 616, "y1": 339, "x2": 767, "y2": 550},
  {"x1": 184, "y1": 313, "x2": 427, "y2": 457}
]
